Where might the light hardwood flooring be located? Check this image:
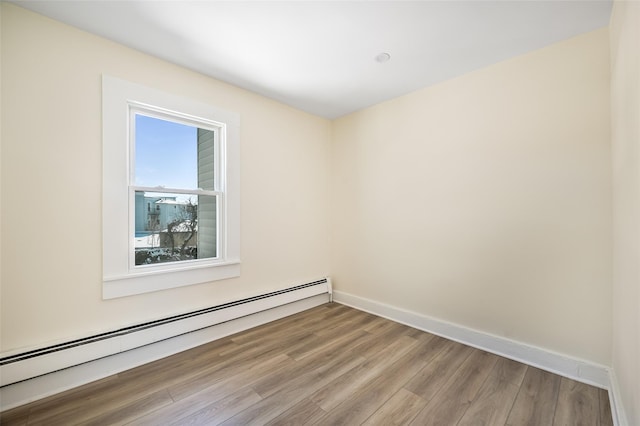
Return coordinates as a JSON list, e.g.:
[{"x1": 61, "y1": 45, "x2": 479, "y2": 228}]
[{"x1": 1, "y1": 303, "x2": 613, "y2": 425}]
